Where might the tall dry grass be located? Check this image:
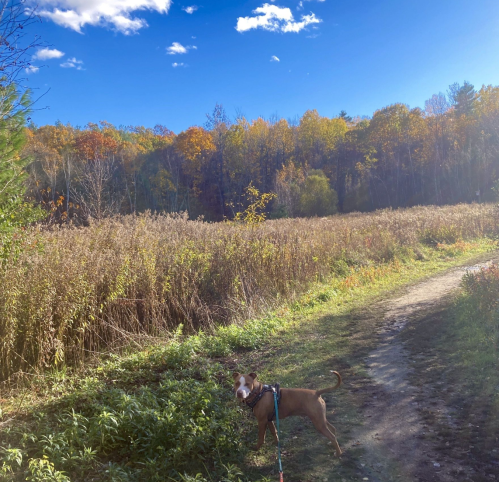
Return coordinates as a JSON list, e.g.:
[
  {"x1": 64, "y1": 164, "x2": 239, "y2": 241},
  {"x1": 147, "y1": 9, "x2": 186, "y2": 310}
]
[{"x1": 0, "y1": 204, "x2": 498, "y2": 380}]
